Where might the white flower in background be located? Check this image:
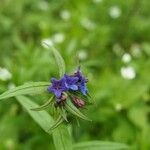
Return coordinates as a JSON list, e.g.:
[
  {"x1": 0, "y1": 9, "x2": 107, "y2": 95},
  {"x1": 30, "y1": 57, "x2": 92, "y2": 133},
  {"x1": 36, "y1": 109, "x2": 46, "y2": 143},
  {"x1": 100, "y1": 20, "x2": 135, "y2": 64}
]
[
  {"x1": 93, "y1": 0, "x2": 103, "y2": 4},
  {"x1": 38, "y1": 1, "x2": 49, "y2": 11},
  {"x1": 120, "y1": 66, "x2": 136, "y2": 80},
  {"x1": 60, "y1": 10, "x2": 71, "y2": 21},
  {"x1": 52, "y1": 33, "x2": 65, "y2": 44},
  {"x1": 41, "y1": 33, "x2": 65, "y2": 48},
  {"x1": 131, "y1": 44, "x2": 142, "y2": 57},
  {"x1": 0, "y1": 67, "x2": 12, "y2": 81},
  {"x1": 112, "y1": 44, "x2": 124, "y2": 56},
  {"x1": 115, "y1": 103, "x2": 122, "y2": 111},
  {"x1": 78, "y1": 49, "x2": 88, "y2": 60},
  {"x1": 109, "y1": 6, "x2": 121, "y2": 19},
  {"x1": 122, "y1": 53, "x2": 131, "y2": 63},
  {"x1": 8, "y1": 83, "x2": 16, "y2": 90},
  {"x1": 41, "y1": 38, "x2": 53, "y2": 48},
  {"x1": 80, "y1": 18, "x2": 96, "y2": 30}
]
